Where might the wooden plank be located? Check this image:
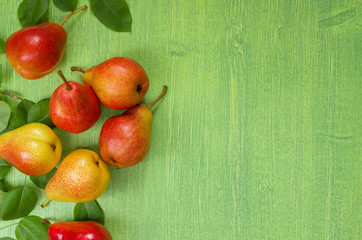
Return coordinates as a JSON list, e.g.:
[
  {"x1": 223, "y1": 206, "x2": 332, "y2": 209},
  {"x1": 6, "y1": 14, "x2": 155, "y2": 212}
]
[{"x1": 0, "y1": 0, "x2": 360, "y2": 239}]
